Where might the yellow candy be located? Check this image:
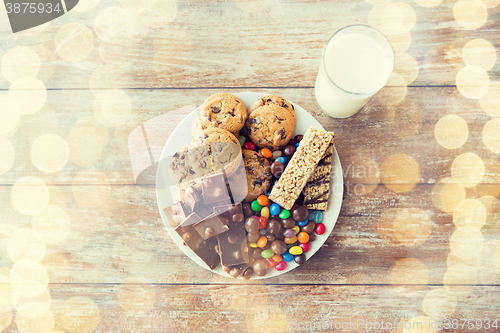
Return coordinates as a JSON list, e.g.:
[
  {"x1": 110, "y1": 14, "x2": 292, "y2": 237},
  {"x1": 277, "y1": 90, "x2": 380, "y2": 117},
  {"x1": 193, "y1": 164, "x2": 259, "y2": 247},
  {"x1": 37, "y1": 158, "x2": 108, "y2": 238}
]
[
  {"x1": 249, "y1": 243, "x2": 258, "y2": 248},
  {"x1": 261, "y1": 206, "x2": 270, "y2": 219},
  {"x1": 289, "y1": 246, "x2": 303, "y2": 255},
  {"x1": 284, "y1": 236, "x2": 297, "y2": 244},
  {"x1": 292, "y1": 226, "x2": 300, "y2": 234}
]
